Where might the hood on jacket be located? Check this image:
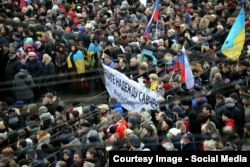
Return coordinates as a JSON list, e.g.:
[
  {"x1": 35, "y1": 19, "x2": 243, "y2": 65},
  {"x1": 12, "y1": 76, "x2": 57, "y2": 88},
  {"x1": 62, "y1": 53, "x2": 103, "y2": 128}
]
[
  {"x1": 110, "y1": 102, "x2": 123, "y2": 114},
  {"x1": 16, "y1": 70, "x2": 29, "y2": 79}
]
